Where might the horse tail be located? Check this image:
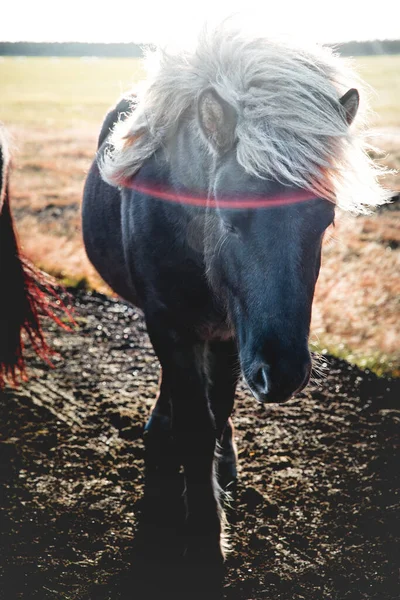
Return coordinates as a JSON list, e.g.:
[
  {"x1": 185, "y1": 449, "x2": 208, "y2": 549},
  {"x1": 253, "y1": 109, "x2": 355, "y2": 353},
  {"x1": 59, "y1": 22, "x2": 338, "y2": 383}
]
[{"x1": 0, "y1": 132, "x2": 72, "y2": 387}]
